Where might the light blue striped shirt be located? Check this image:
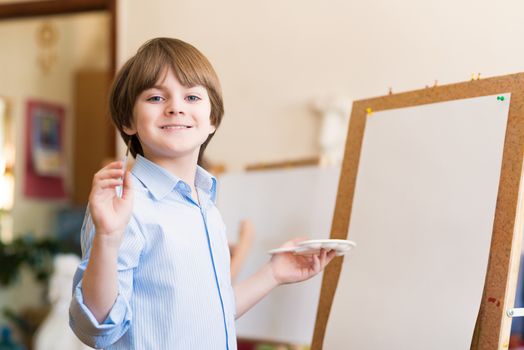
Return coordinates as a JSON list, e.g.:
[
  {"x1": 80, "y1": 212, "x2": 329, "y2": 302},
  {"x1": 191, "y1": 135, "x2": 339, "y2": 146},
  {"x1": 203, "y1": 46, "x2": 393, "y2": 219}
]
[{"x1": 69, "y1": 155, "x2": 237, "y2": 349}]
